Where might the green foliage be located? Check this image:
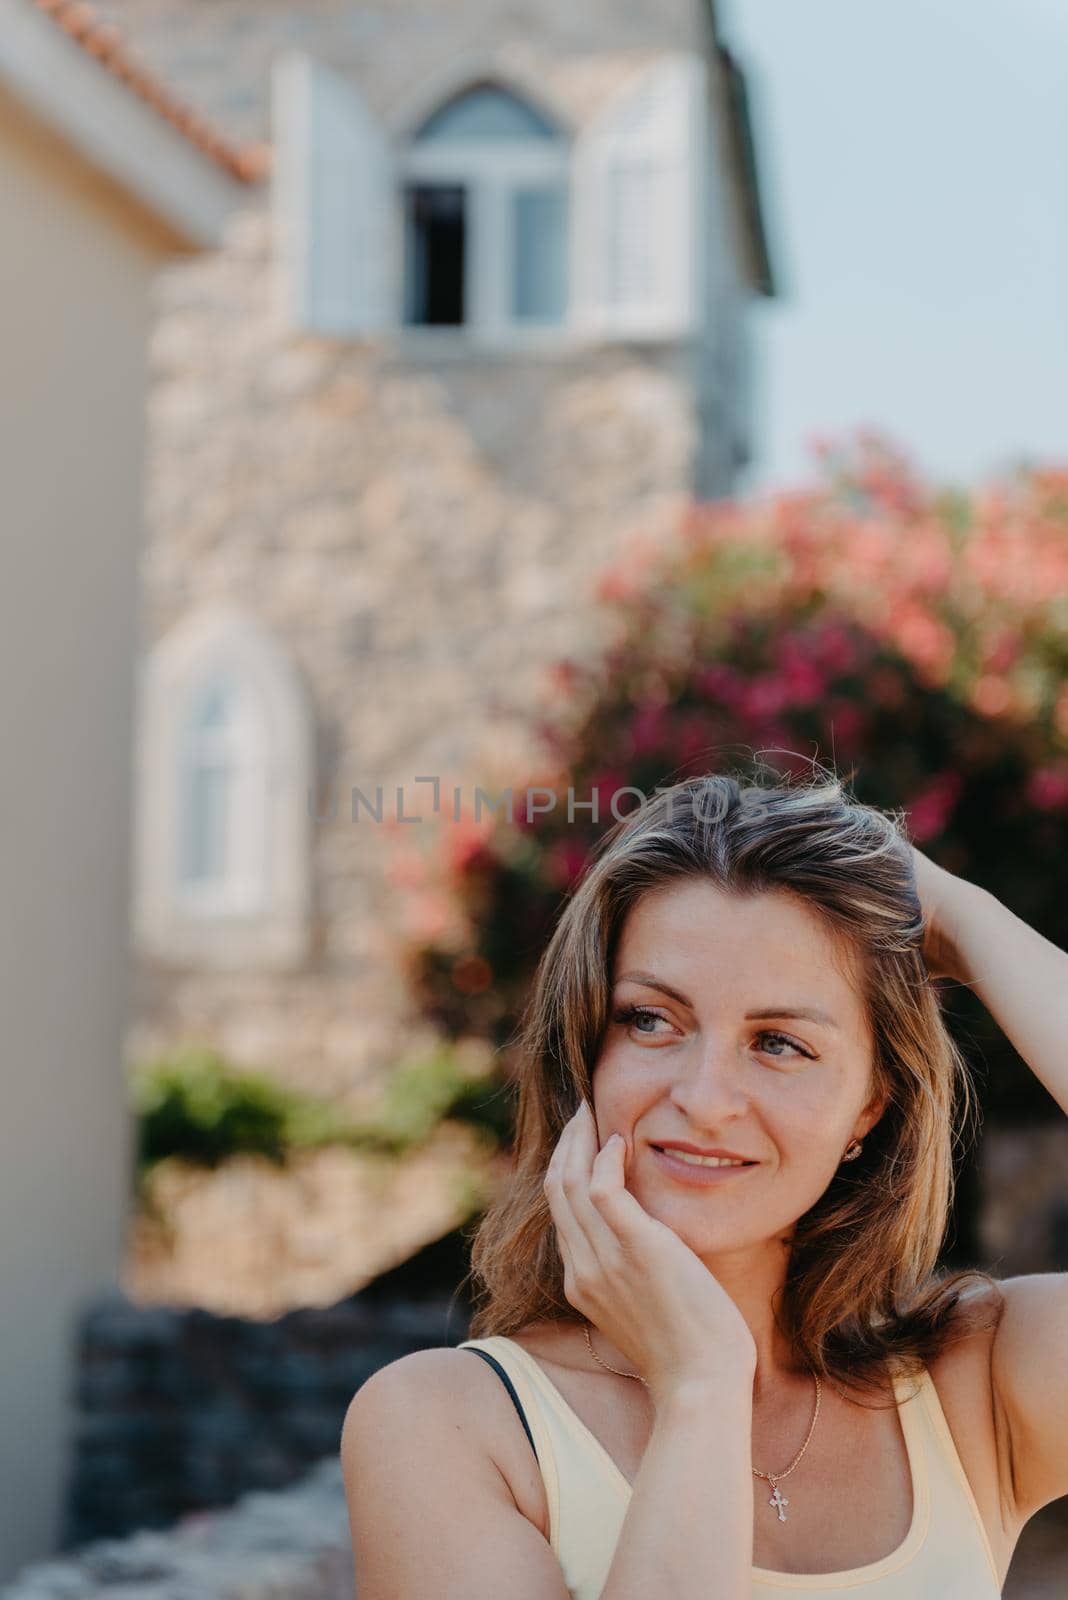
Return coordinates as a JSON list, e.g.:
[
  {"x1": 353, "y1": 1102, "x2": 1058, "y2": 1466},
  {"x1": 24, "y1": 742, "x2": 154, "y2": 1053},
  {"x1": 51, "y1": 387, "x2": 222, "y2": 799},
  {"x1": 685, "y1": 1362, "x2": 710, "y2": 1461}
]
[
  {"x1": 370, "y1": 1044, "x2": 517, "y2": 1148},
  {"x1": 129, "y1": 1043, "x2": 507, "y2": 1178},
  {"x1": 131, "y1": 1047, "x2": 315, "y2": 1172}
]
